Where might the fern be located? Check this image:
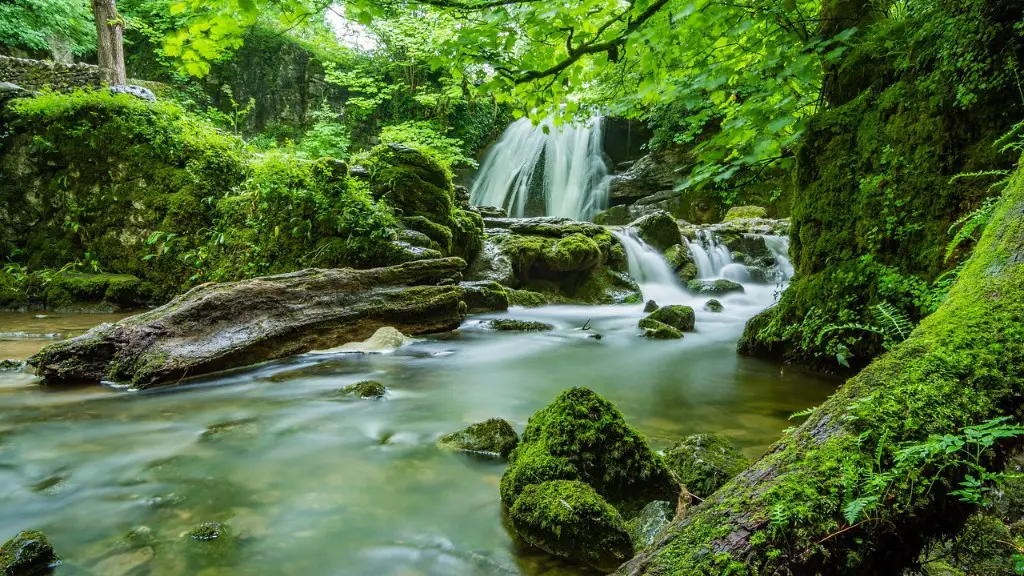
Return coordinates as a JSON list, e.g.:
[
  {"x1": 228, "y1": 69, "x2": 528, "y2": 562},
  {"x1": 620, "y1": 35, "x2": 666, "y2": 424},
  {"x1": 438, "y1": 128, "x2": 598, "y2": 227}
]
[
  {"x1": 945, "y1": 196, "x2": 999, "y2": 262},
  {"x1": 843, "y1": 495, "x2": 877, "y2": 524},
  {"x1": 789, "y1": 407, "x2": 818, "y2": 420},
  {"x1": 871, "y1": 302, "x2": 914, "y2": 344}
]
